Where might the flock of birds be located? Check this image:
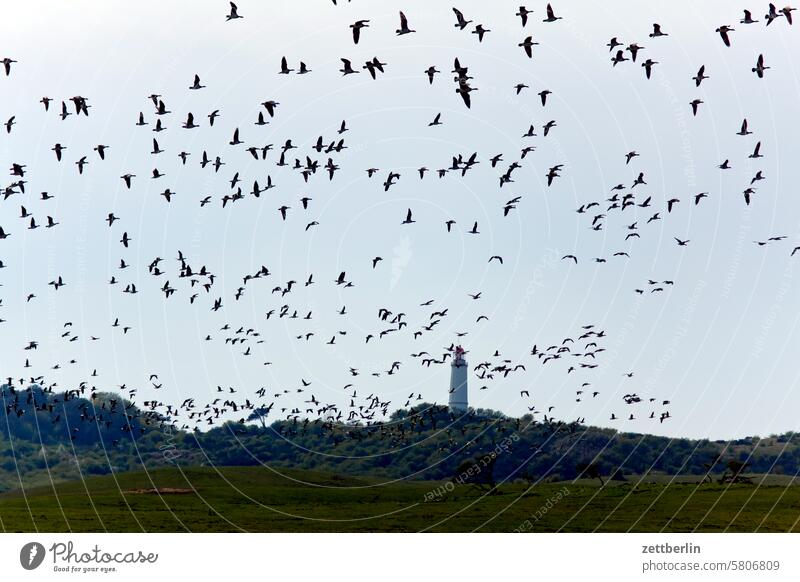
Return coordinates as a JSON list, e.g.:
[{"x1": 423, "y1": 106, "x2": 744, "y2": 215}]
[{"x1": 0, "y1": 2, "x2": 797, "y2": 450}]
